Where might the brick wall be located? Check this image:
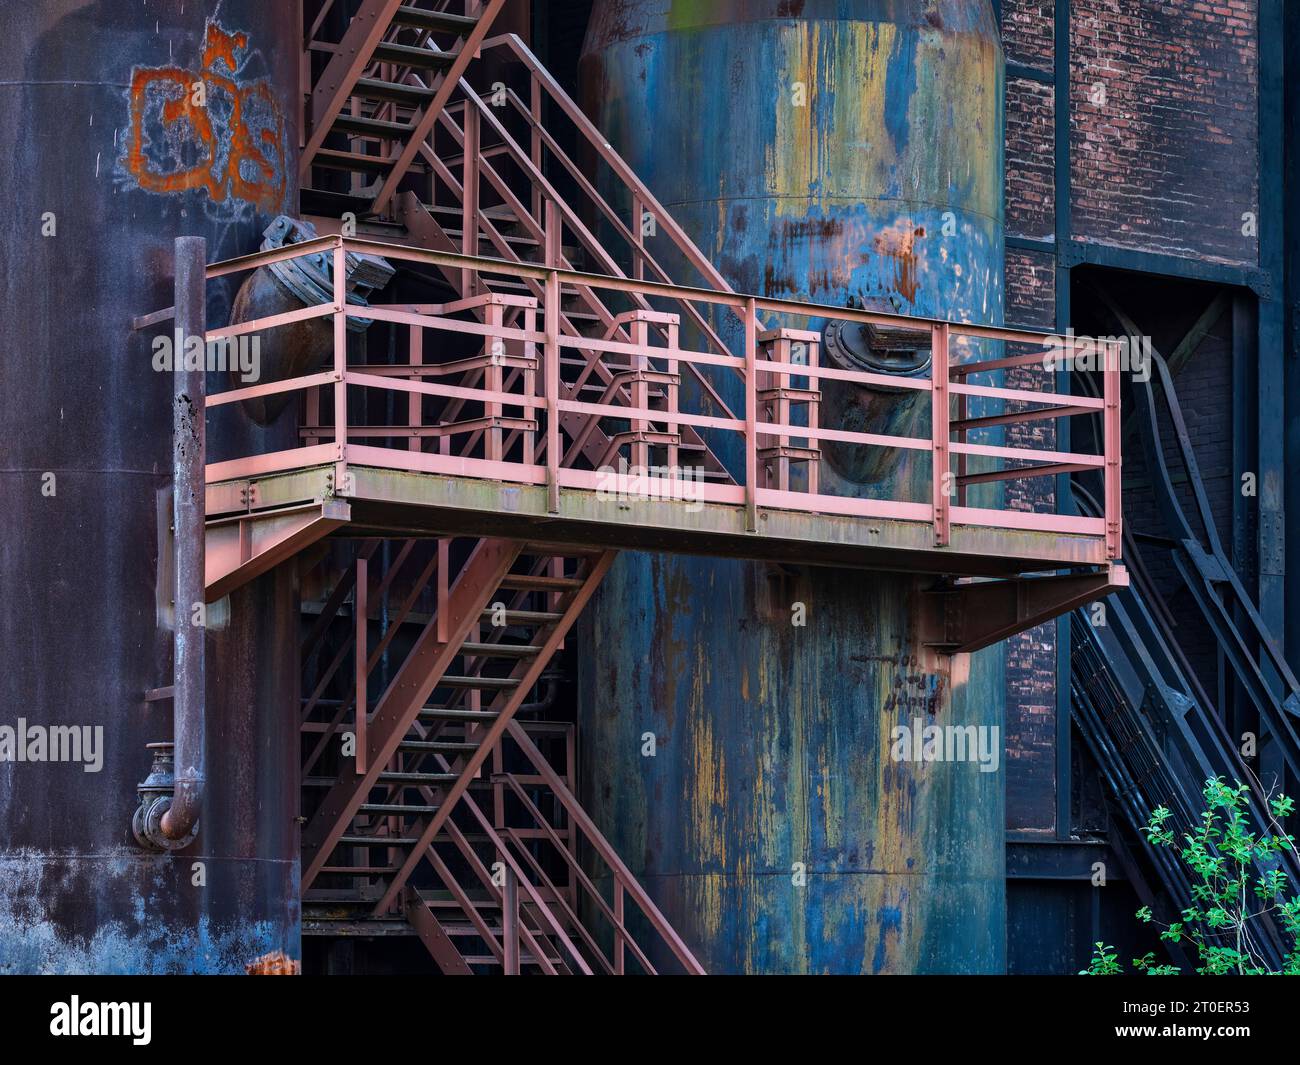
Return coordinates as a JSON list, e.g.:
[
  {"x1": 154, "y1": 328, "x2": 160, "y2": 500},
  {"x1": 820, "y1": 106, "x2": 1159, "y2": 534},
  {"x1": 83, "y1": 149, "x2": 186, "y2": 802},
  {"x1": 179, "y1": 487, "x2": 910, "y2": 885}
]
[
  {"x1": 1070, "y1": 0, "x2": 1259, "y2": 264},
  {"x1": 1002, "y1": 0, "x2": 1055, "y2": 70},
  {"x1": 1006, "y1": 79, "x2": 1056, "y2": 241}
]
